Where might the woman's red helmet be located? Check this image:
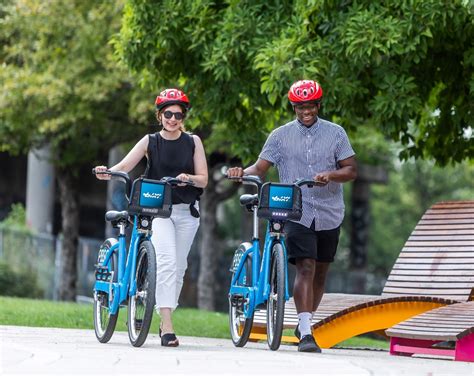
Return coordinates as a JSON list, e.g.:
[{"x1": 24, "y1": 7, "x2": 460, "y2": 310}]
[
  {"x1": 155, "y1": 88, "x2": 190, "y2": 111},
  {"x1": 288, "y1": 80, "x2": 323, "y2": 105}
]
